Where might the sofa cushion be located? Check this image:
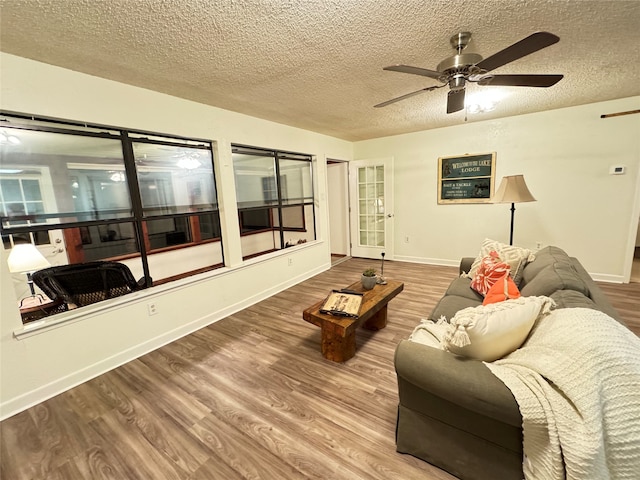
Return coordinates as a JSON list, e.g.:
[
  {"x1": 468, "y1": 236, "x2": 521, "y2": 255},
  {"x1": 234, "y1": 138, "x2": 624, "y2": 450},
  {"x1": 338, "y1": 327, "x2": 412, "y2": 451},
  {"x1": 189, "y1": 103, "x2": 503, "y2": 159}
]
[
  {"x1": 442, "y1": 296, "x2": 555, "y2": 362},
  {"x1": 430, "y1": 294, "x2": 482, "y2": 322},
  {"x1": 550, "y1": 289, "x2": 597, "y2": 310},
  {"x1": 468, "y1": 238, "x2": 535, "y2": 286},
  {"x1": 519, "y1": 246, "x2": 573, "y2": 287},
  {"x1": 519, "y1": 261, "x2": 590, "y2": 298},
  {"x1": 445, "y1": 276, "x2": 484, "y2": 301}
]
